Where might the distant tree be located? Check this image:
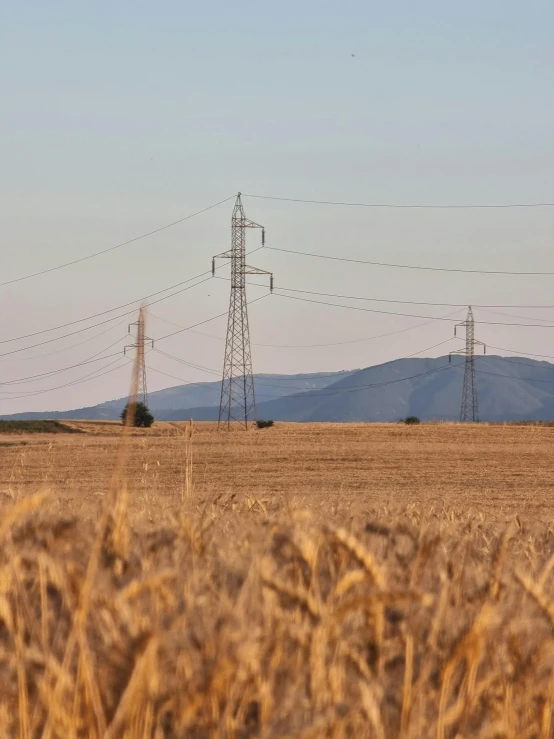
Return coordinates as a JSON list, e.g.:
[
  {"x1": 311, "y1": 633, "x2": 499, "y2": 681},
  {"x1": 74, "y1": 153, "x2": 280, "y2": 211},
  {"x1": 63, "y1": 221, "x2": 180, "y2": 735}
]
[
  {"x1": 403, "y1": 416, "x2": 421, "y2": 425},
  {"x1": 121, "y1": 402, "x2": 154, "y2": 428},
  {"x1": 255, "y1": 419, "x2": 274, "y2": 429}
]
